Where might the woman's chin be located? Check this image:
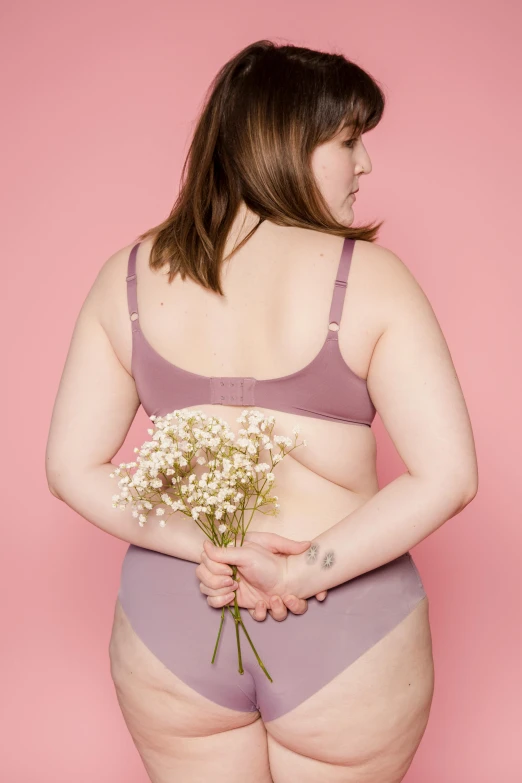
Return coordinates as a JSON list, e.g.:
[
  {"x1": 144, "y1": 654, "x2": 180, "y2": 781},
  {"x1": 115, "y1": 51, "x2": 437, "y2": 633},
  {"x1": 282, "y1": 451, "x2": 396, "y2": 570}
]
[{"x1": 339, "y1": 206, "x2": 355, "y2": 227}]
